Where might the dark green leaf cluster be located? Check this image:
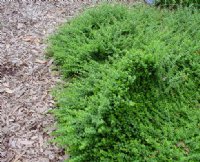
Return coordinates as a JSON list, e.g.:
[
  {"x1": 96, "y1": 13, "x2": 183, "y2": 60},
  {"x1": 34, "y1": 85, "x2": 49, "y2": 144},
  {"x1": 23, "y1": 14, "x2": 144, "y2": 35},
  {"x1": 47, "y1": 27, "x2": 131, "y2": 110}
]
[
  {"x1": 155, "y1": 0, "x2": 200, "y2": 8},
  {"x1": 48, "y1": 4, "x2": 200, "y2": 162}
]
